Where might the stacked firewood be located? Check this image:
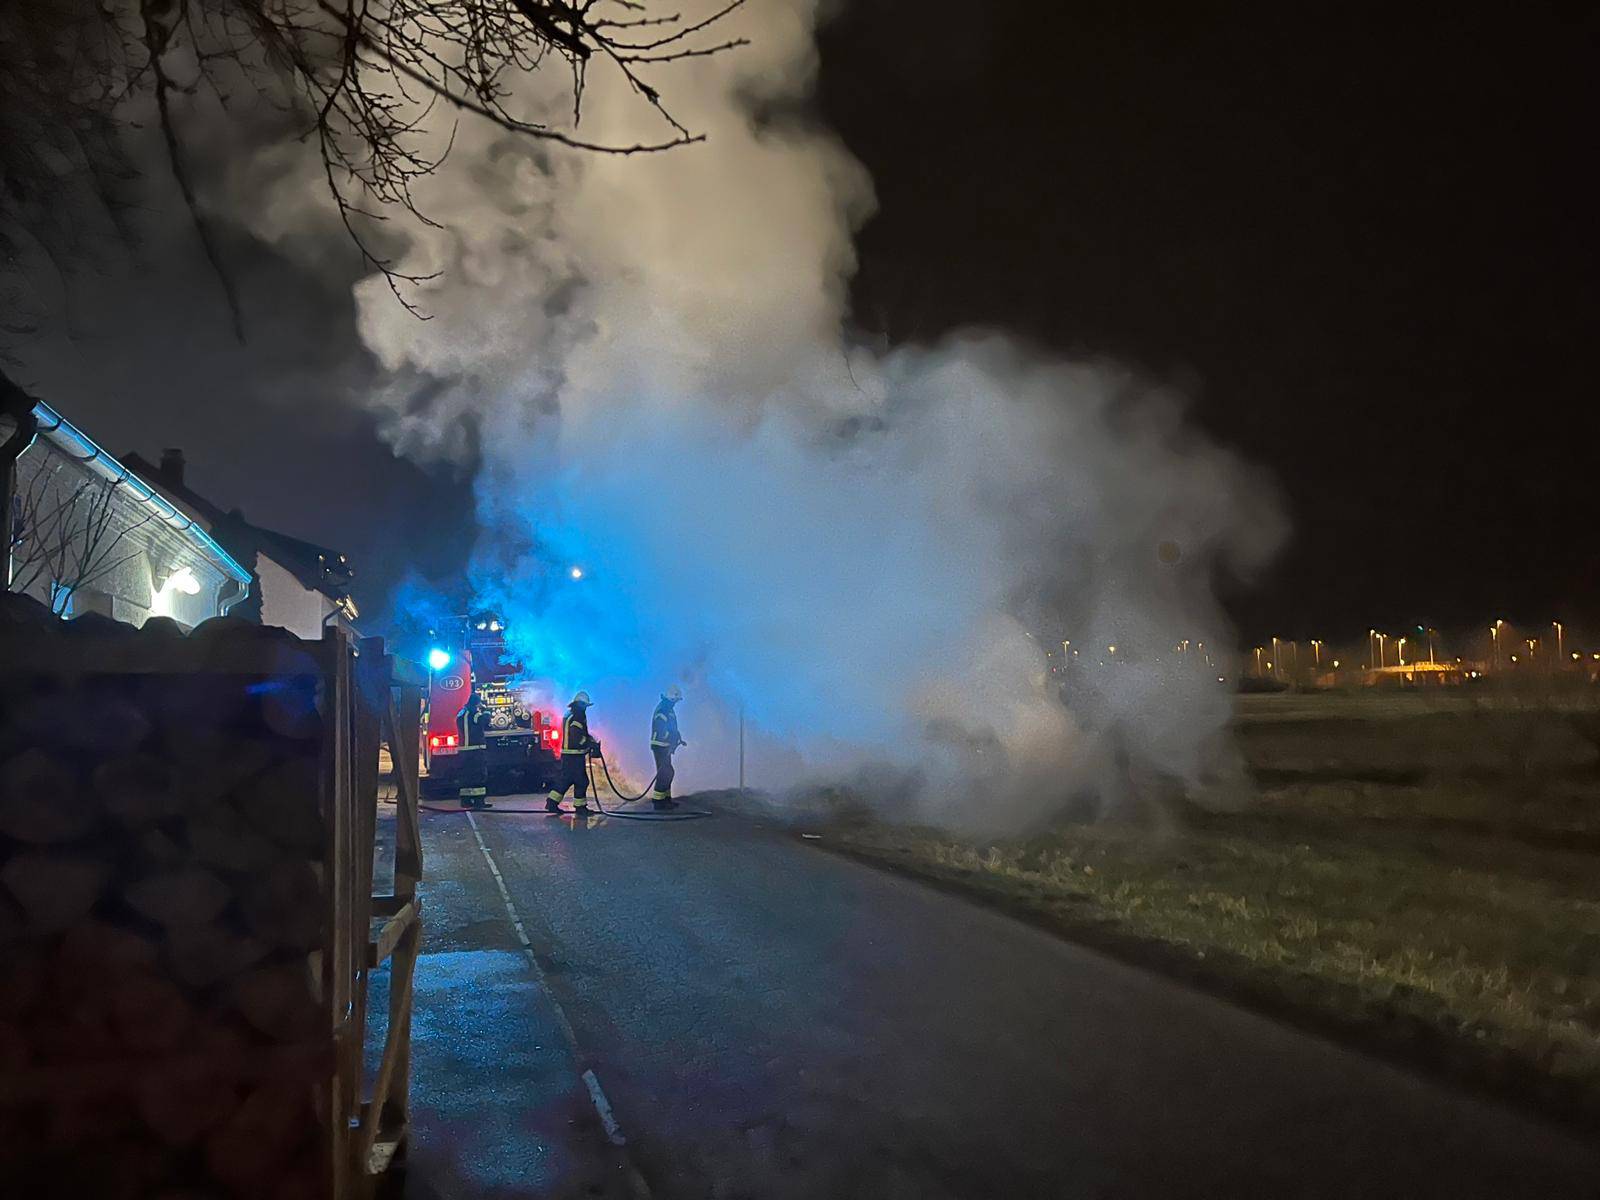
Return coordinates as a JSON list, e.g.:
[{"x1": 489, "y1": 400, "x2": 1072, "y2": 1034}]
[{"x1": 0, "y1": 613, "x2": 335, "y2": 1198}]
